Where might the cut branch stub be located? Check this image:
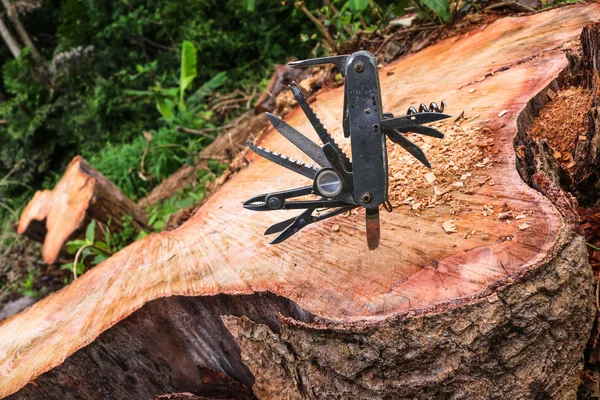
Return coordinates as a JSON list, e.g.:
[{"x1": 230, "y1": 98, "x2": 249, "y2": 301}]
[
  {"x1": 2, "y1": 5, "x2": 600, "y2": 399},
  {"x1": 17, "y1": 156, "x2": 149, "y2": 264}
]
